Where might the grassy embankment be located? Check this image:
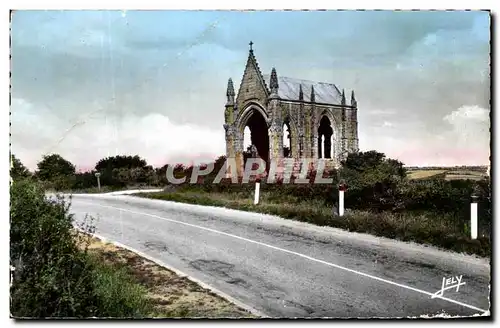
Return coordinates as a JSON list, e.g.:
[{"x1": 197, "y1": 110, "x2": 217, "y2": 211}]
[
  {"x1": 135, "y1": 181, "x2": 491, "y2": 258},
  {"x1": 48, "y1": 165, "x2": 490, "y2": 258},
  {"x1": 83, "y1": 237, "x2": 255, "y2": 318},
  {"x1": 10, "y1": 179, "x2": 254, "y2": 318}
]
